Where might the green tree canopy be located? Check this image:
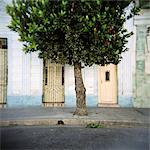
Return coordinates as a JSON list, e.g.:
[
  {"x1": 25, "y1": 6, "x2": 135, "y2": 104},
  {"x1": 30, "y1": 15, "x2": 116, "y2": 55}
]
[{"x1": 6, "y1": 0, "x2": 139, "y2": 66}]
